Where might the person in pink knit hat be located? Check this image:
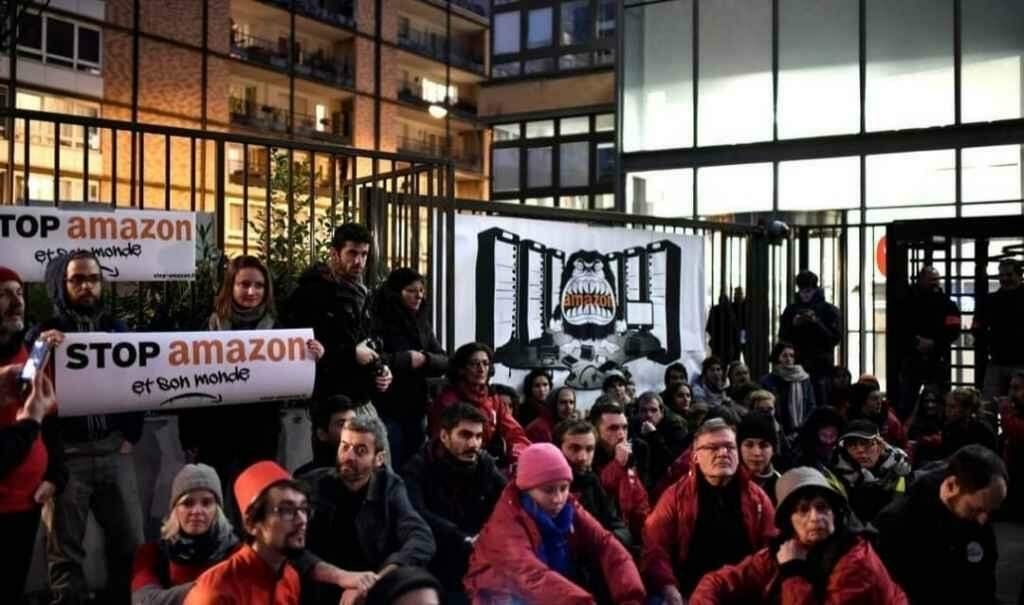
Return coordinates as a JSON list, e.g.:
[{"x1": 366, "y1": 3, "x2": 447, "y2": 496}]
[{"x1": 464, "y1": 443, "x2": 645, "y2": 605}]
